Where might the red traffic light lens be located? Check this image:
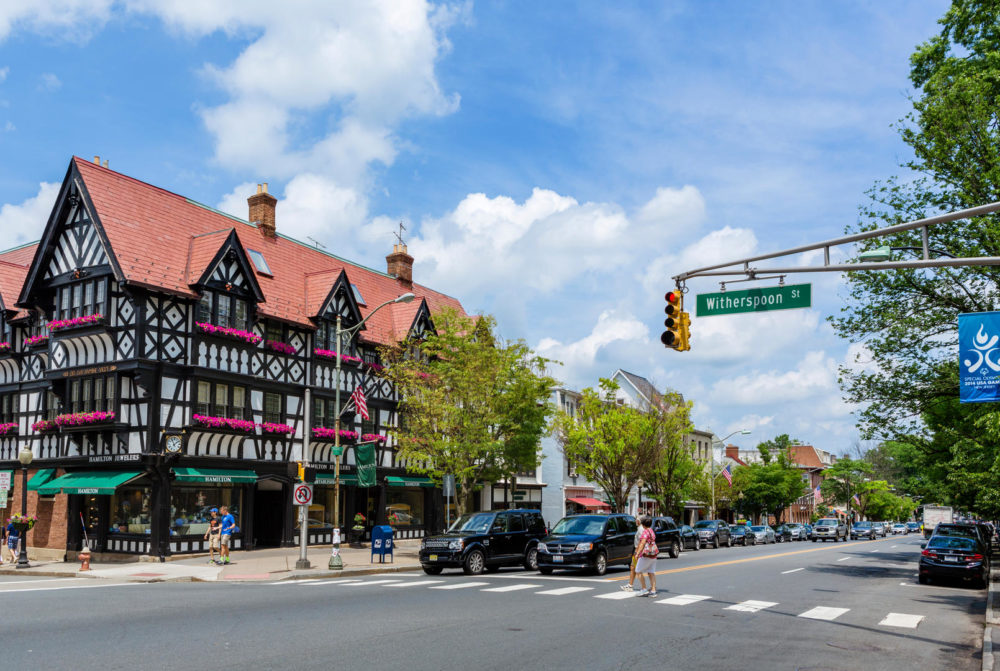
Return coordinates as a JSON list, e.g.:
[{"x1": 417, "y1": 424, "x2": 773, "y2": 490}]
[{"x1": 665, "y1": 291, "x2": 678, "y2": 303}]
